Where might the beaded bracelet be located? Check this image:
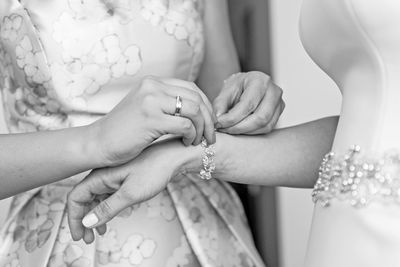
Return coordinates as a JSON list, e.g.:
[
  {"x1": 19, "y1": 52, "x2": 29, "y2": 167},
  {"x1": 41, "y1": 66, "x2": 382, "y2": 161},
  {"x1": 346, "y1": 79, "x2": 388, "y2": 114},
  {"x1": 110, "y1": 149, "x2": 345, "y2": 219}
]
[{"x1": 199, "y1": 137, "x2": 216, "y2": 180}]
